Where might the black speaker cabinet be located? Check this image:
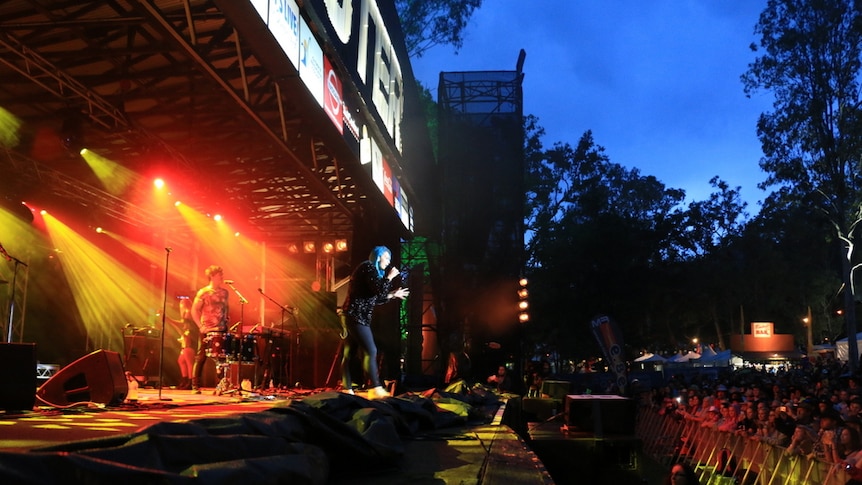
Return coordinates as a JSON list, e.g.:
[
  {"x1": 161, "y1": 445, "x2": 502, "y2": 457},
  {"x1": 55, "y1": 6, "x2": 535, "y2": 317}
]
[
  {"x1": 122, "y1": 329, "x2": 160, "y2": 382},
  {"x1": 565, "y1": 394, "x2": 636, "y2": 437},
  {"x1": 37, "y1": 349, "x2": 128, "y2": 406},
  {"x1": 0, "y1": 342, "x2": 36, "y2": 411},
  {"x1": 541, "y1": 380, "x2": 572, "y2": 400}
]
